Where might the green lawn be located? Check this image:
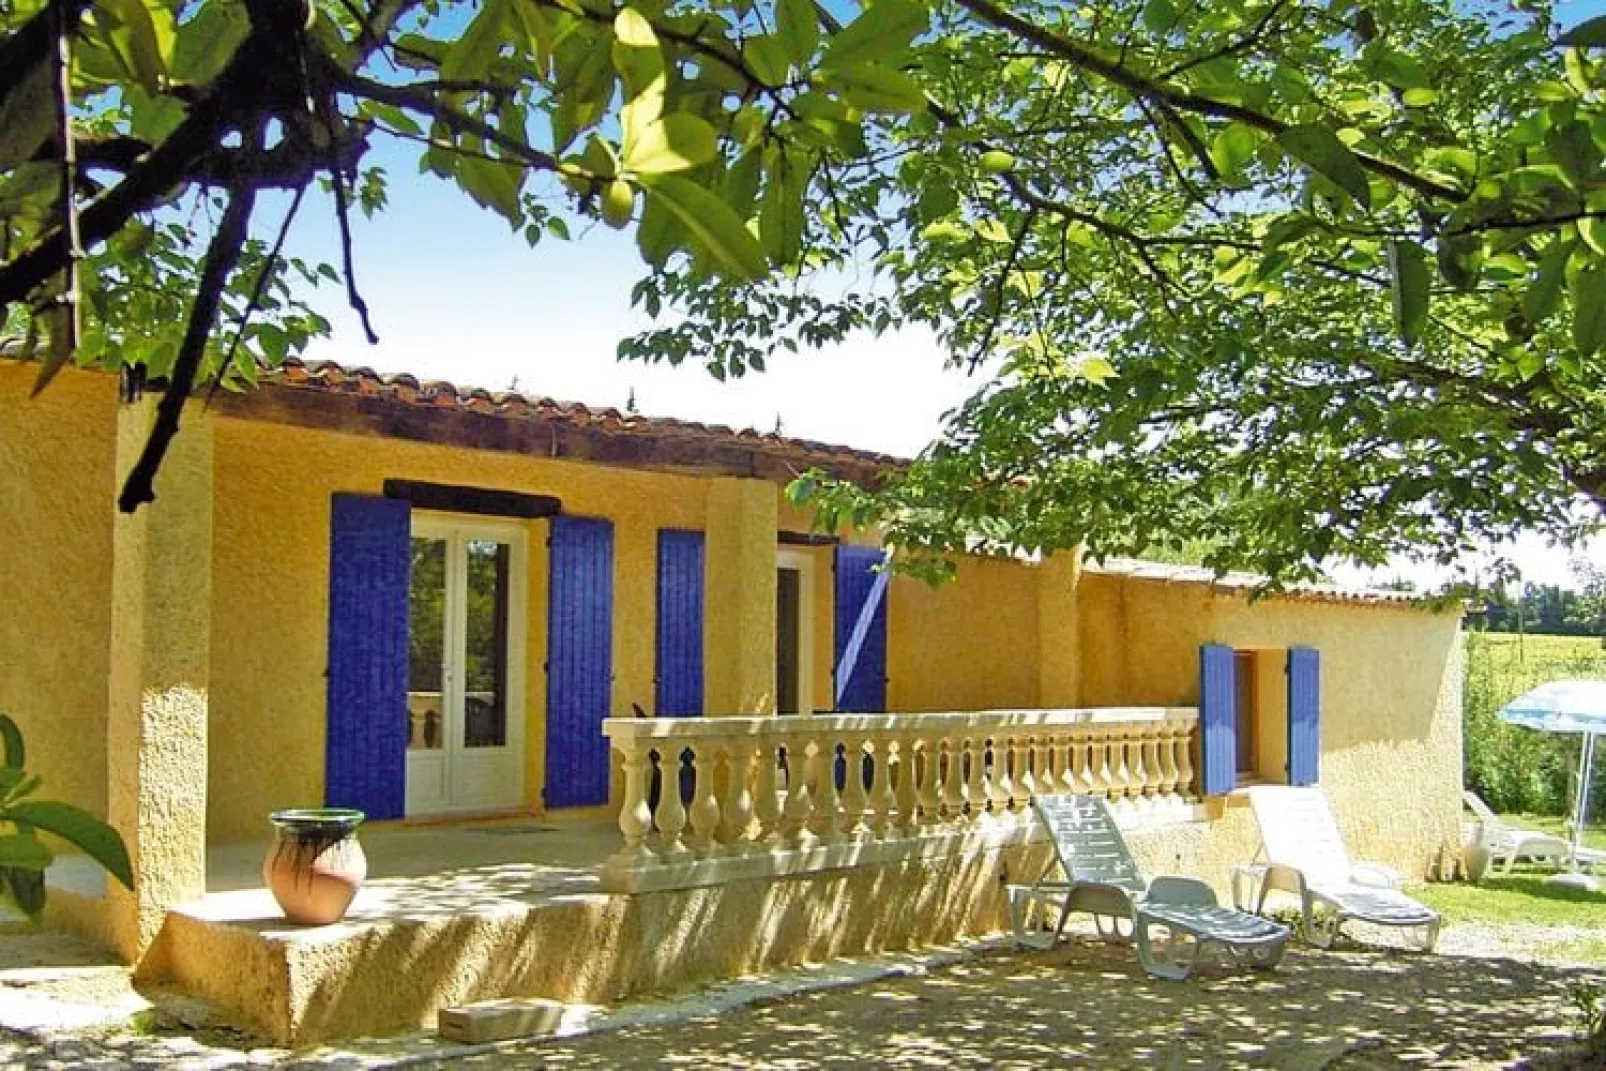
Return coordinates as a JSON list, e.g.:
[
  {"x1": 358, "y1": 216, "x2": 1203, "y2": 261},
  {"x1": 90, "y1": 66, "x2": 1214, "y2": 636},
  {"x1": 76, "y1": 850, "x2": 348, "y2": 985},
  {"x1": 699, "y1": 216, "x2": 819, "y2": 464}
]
[{"x1": 1416, "y1": 874, "x2": 1606, "y2": 930}]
